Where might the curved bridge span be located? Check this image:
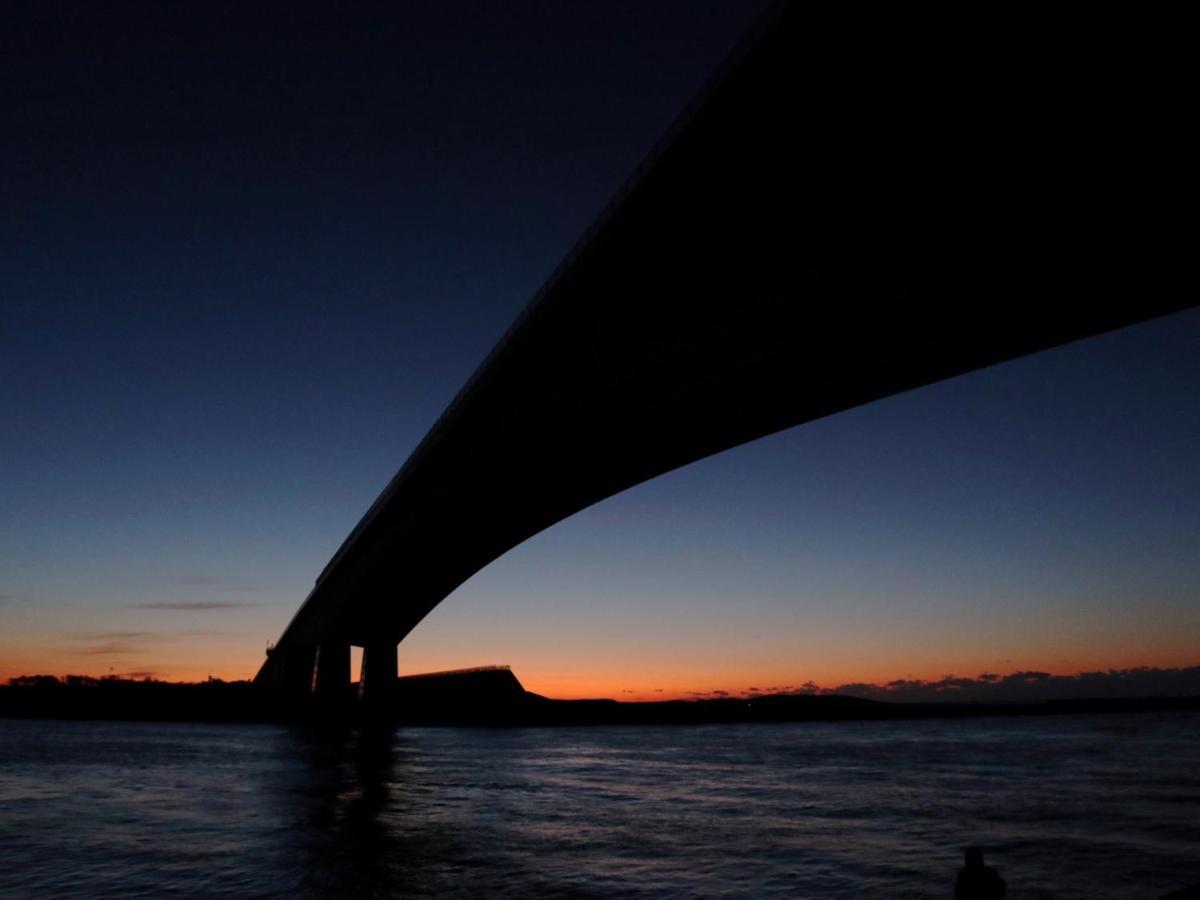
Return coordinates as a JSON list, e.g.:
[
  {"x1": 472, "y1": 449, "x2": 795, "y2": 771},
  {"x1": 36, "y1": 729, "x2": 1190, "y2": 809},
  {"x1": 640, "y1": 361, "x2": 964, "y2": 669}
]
[{"x1": 257, "y1": 4, "x2": 1191, "y2": 694}]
